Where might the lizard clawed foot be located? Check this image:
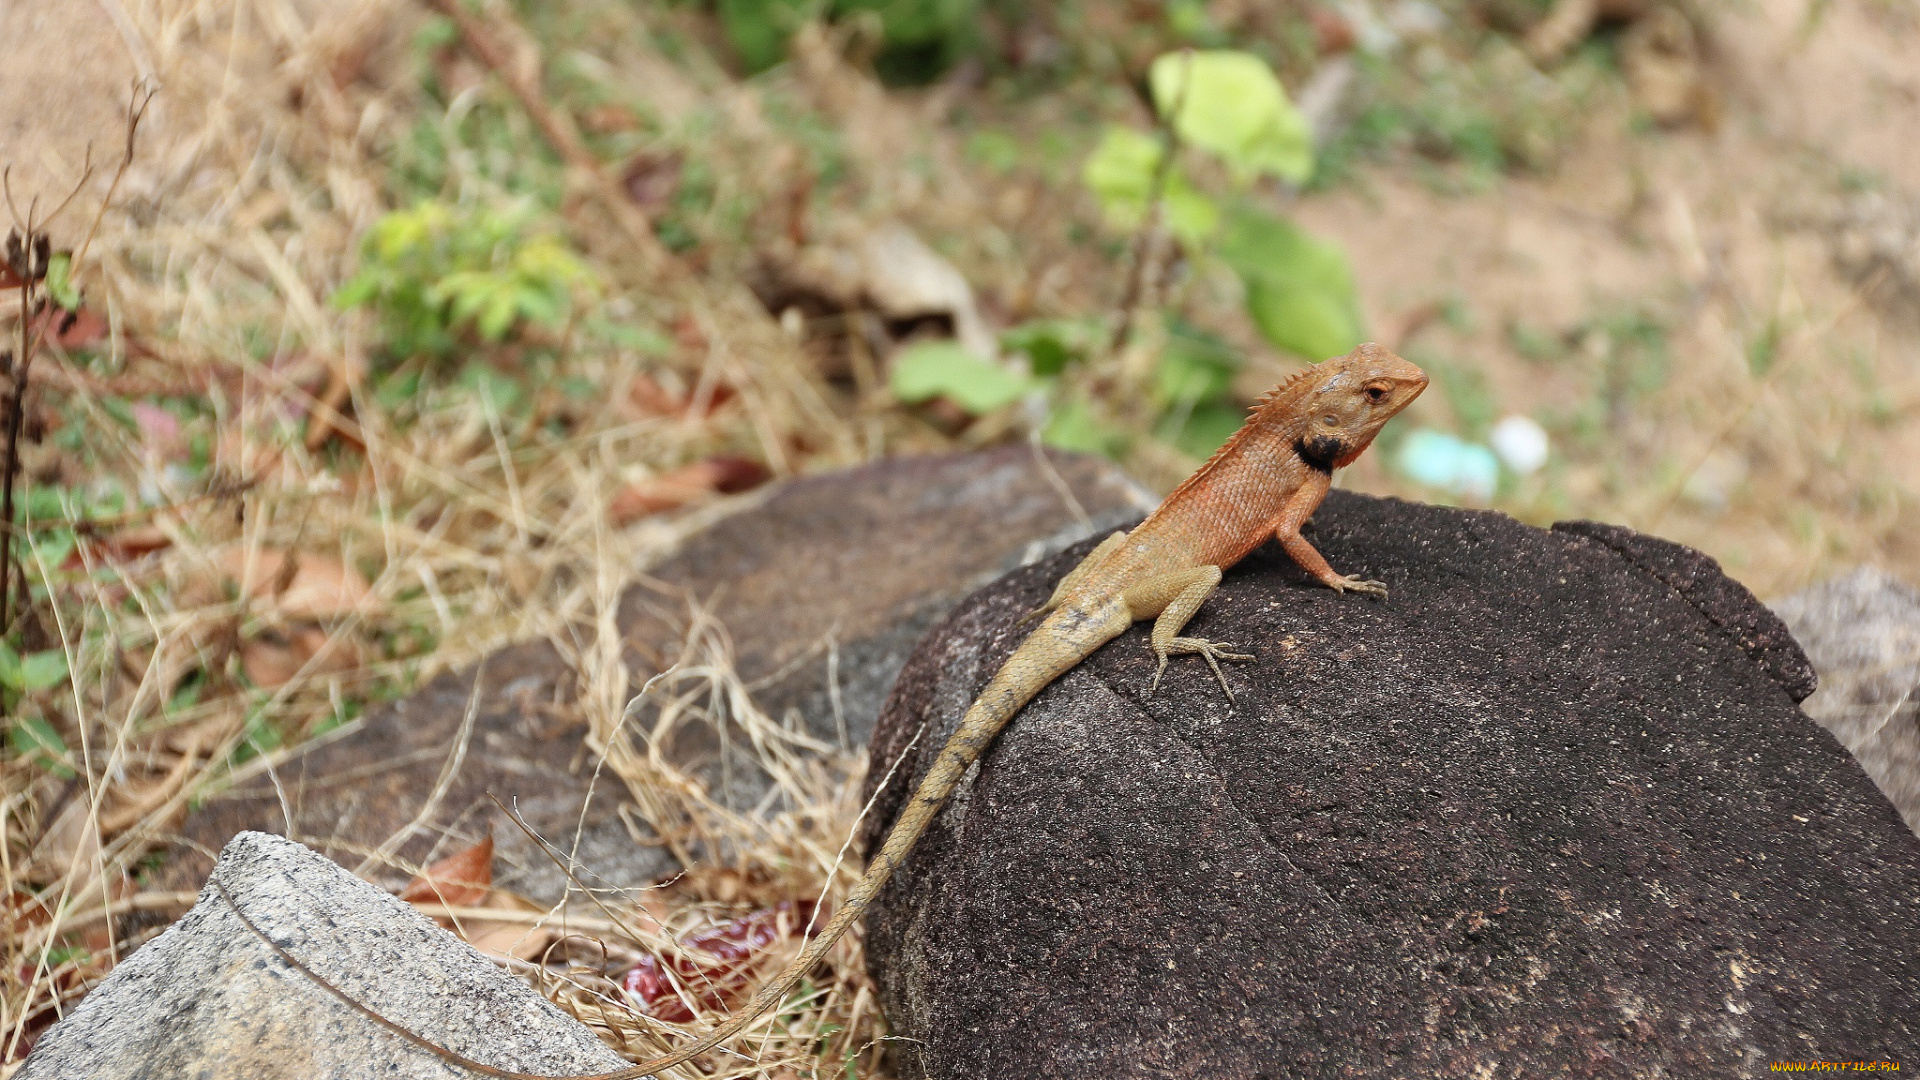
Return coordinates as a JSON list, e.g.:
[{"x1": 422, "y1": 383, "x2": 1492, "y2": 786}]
[
  {"x1": 1331, "y1": 574, "x2": 1389, "y2": 600},
  {"x1": 1148, "y1": 637, "x2": 1255, "y2": 701}
]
